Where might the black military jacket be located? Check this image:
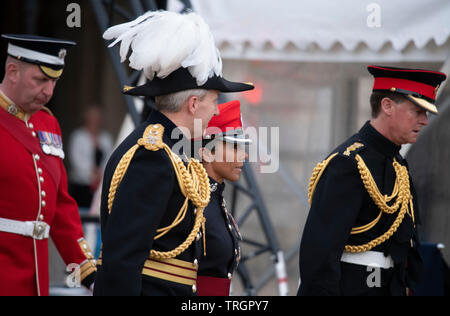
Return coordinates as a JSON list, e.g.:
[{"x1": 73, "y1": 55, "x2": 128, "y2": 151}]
[
  {"x1": 198, "y1": 178, "x2": 241, "y2": 279},
  {"x1": 94, "y1": 110, "x2": 202, "y2": 296},
  {"x1": 298, "y1": 121, "x2": 423, "y2": 296}
]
